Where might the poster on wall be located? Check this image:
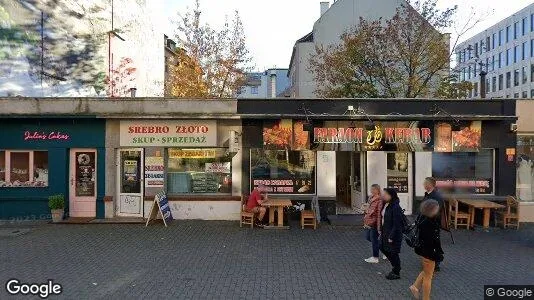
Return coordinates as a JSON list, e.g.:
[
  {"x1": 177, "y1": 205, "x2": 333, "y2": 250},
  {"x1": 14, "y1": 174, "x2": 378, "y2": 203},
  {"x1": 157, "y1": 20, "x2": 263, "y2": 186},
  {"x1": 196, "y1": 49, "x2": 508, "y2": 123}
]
[
  {"x1": 386, "y1": 153, "x2": 409, "y2": 193},
  {"x1": 434, "y1": 121, "x2": 481, "y2": 152},
  {"x1": 250, "y1": 149, "x2": 315, "y2": 194},
  {"x1": 263, "y1": 119, "x2": 293, "y2": 150},
  {"x1": 120, "y1": 120, "x2": 217, "y2": 147},
  {"x1": 75, "y1": 152, "x2": 95, "y2": 197},
  {"x1": 144, "y1": 157, "x2": 164, "y2": 188}
]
